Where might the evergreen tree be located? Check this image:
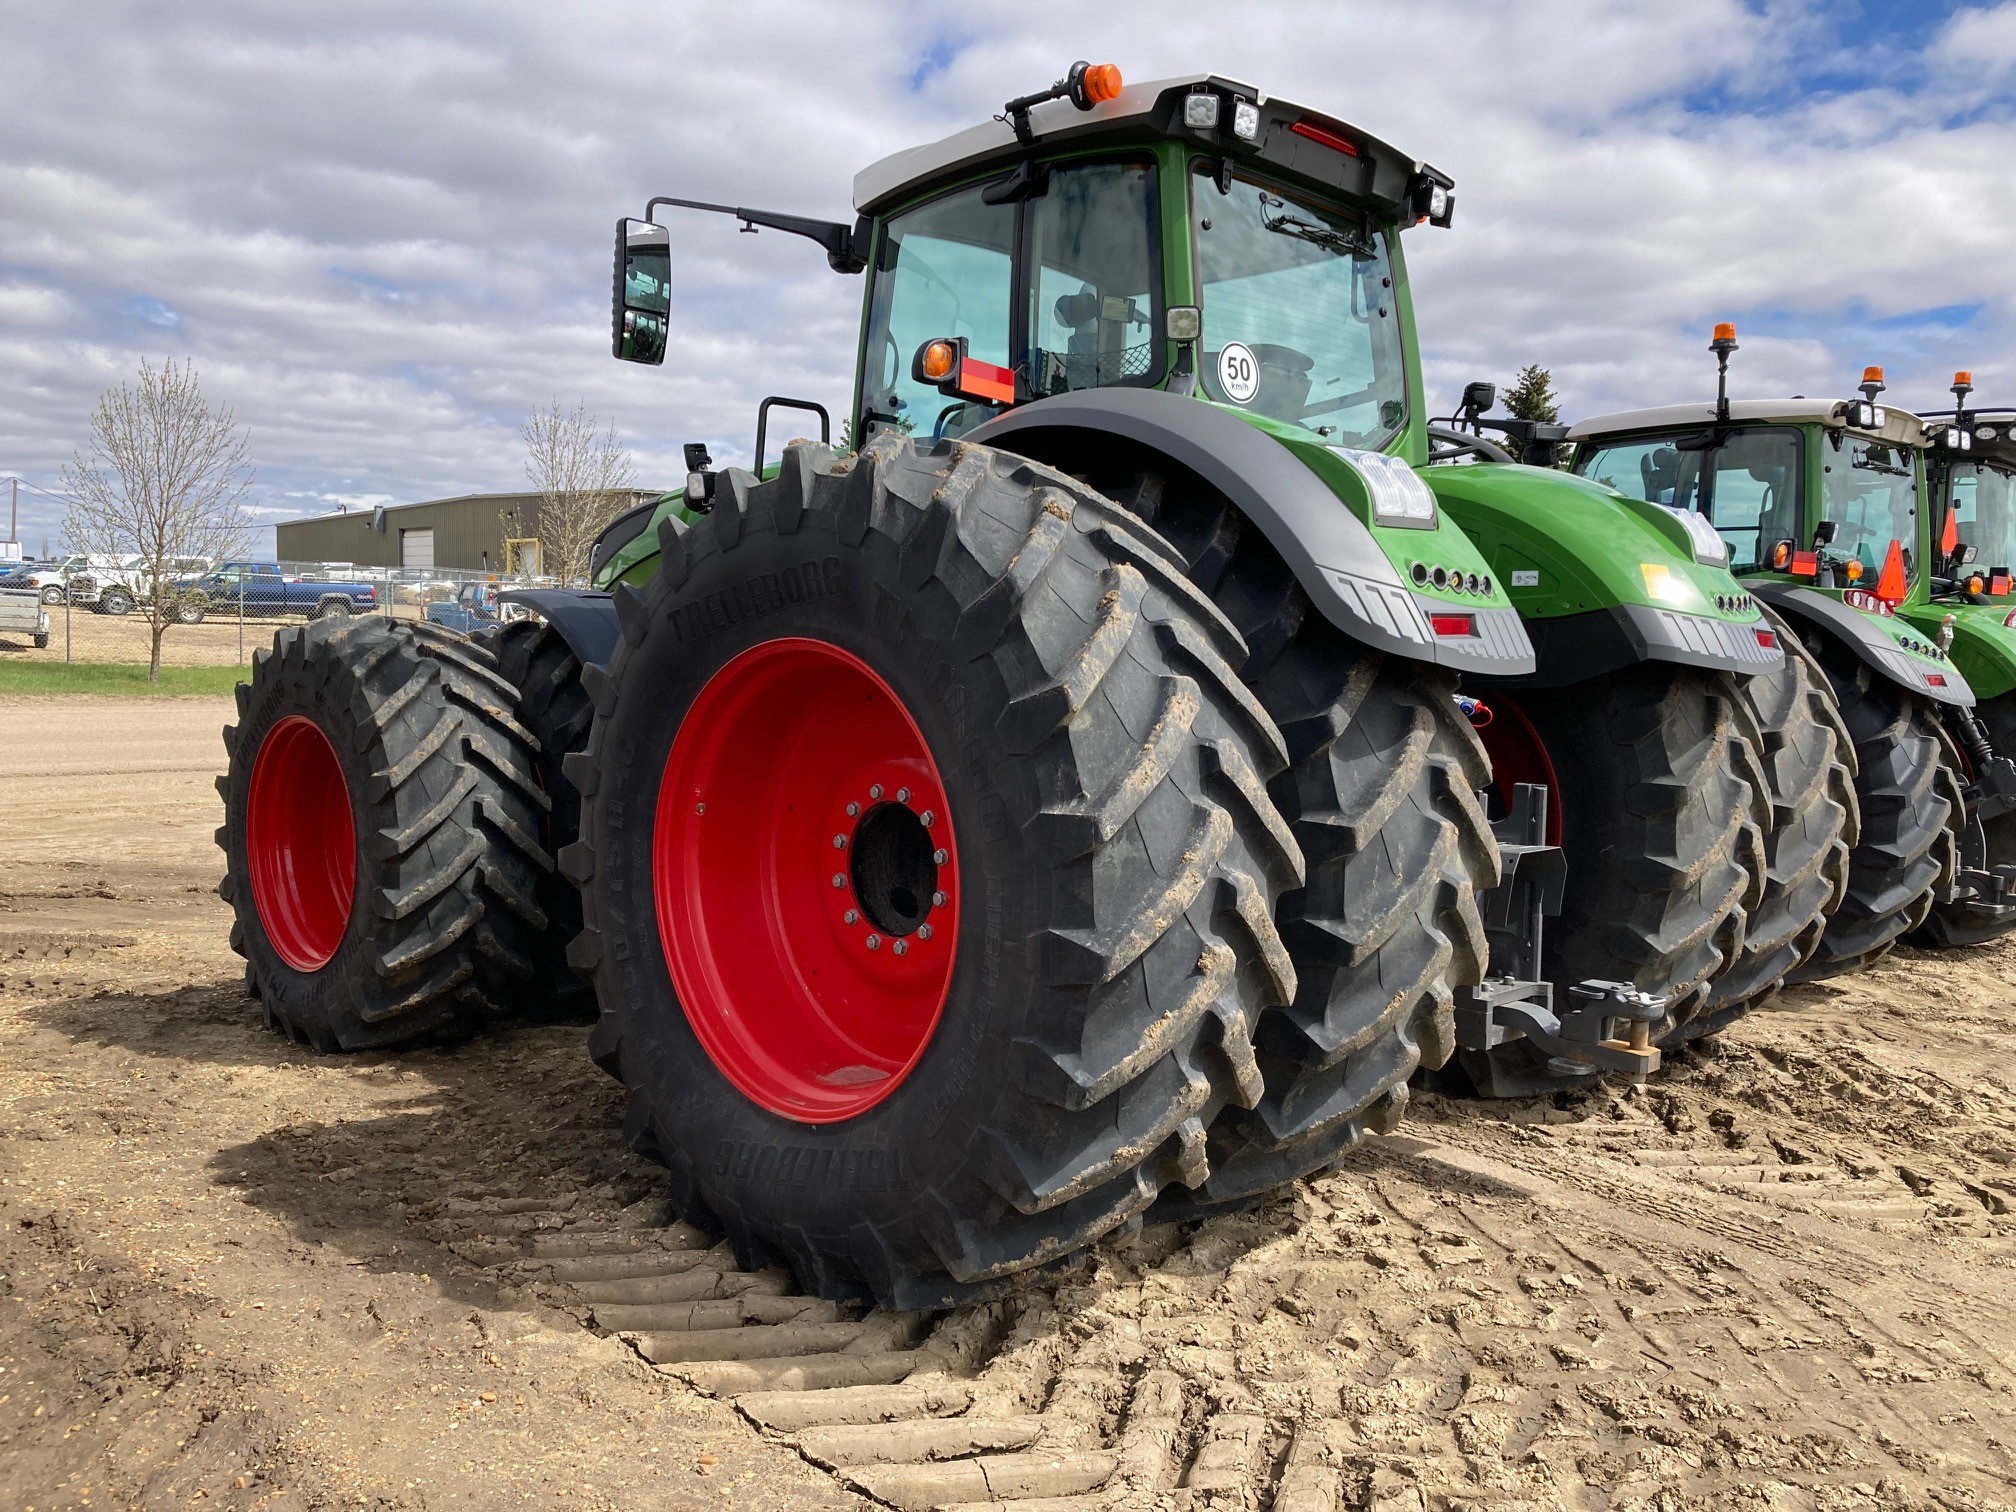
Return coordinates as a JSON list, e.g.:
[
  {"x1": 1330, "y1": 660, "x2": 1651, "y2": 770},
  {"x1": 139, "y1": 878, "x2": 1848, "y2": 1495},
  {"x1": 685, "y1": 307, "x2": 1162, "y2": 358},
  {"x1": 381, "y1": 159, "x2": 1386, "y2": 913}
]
[{"x1": 1501, "y1": 363, "x2": 1567, "y2": 466}]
